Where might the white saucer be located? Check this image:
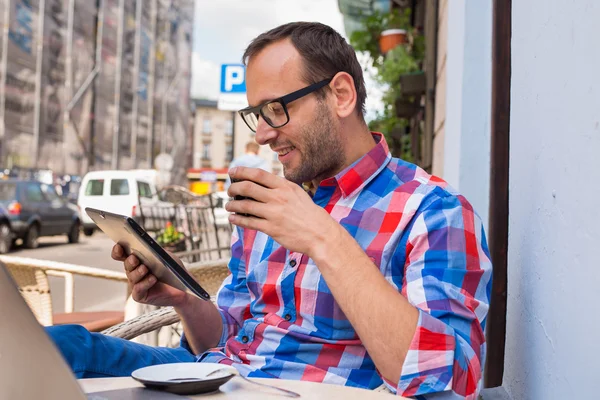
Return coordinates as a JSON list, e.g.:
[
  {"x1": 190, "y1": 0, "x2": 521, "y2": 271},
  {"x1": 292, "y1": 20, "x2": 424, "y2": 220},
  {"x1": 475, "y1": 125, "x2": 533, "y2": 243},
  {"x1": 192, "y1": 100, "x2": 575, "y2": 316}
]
[{"x1": 132, "y1": 363, "x2": 237, "y2": 395}]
